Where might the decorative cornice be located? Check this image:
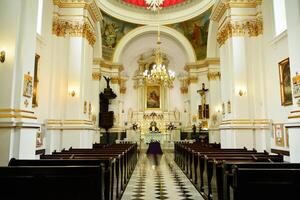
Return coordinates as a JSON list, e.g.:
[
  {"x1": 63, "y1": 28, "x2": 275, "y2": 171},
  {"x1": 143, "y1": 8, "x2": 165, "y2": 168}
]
[
  {"x1": 185, "y1": 58, "x2": 220, "y2": 71},
  {"x1": 53, "y1": 0, "x2": 102, "y2": 22},
  {"x1": 111, "y1": 77, "x2": 120, "y2": 84},
  {"x1": 217, "y1": 17, "x2": 263, "y2": 46},
  {"x1": 92, "y1": 72, "x2": 101, "y2": 80},
  {"x1": 93, "y1": 58, "x2": 124, "y2": 71},
  {"x1": 52, "y1": 17, "x2": 96, "y2": 46},
  {"x1": 207, "y1": 71, "x2": 221, "y2": 80},
  {"x1": 180, "y1": 86, "x2": 188, "y2": 94},
  {"x1": 0, "y1": 108, "x2": 37, "y2": 120},
  {"x1": 187, "y1": 76, "x2": 198, "y2": 84},
  {"x1": 211, "y1": 0, "x2": 262, "y2": 22},
  {"x1": 220, "y1": 118, "x2": 272, "y2": 130}
]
